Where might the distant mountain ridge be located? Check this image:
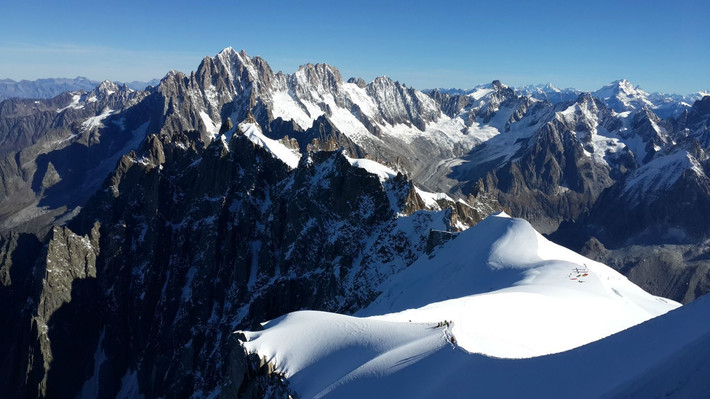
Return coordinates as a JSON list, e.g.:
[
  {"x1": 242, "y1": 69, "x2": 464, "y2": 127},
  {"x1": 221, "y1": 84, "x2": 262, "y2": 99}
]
[
  {"x1": 5, "y1": 75, "x2": 701, "y2": 116},
  {"x1": 0, "y1": 77, "x2": 160, "y2": 101},
  {"x1": 433, "y1": 81, "x2": 705, "y2": 119}
]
